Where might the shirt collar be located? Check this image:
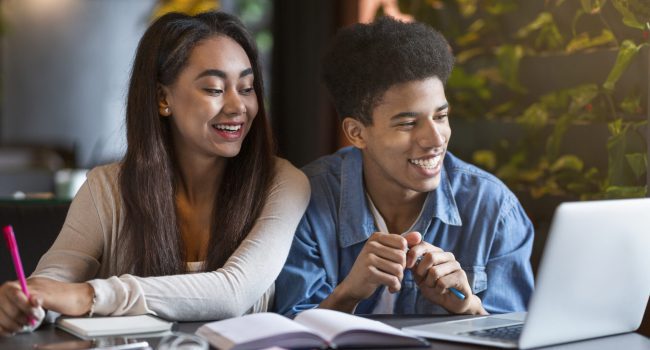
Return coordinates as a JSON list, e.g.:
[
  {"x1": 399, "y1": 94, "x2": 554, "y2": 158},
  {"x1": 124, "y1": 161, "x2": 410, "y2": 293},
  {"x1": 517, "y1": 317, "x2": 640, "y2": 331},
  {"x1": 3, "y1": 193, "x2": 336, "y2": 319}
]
[{"x1": 338, "y1": 148, "x2": 462, "y2": 248}]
